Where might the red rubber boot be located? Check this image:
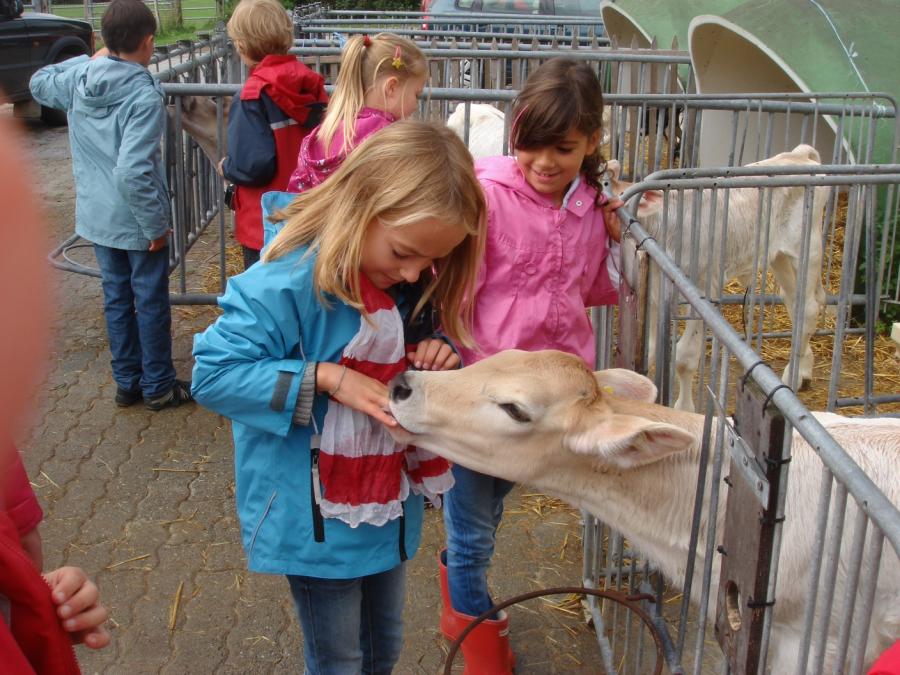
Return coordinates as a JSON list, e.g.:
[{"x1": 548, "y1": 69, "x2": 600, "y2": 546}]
[{"x1": 438, "y1": 550, "x2": 515, "y2": 674}]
